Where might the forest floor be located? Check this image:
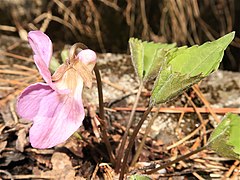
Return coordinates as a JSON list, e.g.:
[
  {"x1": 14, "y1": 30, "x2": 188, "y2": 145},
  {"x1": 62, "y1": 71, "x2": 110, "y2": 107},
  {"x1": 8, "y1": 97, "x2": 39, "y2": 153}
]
[{"x1": 0, "y1": 35, "x2": 240, "y2": 179}]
